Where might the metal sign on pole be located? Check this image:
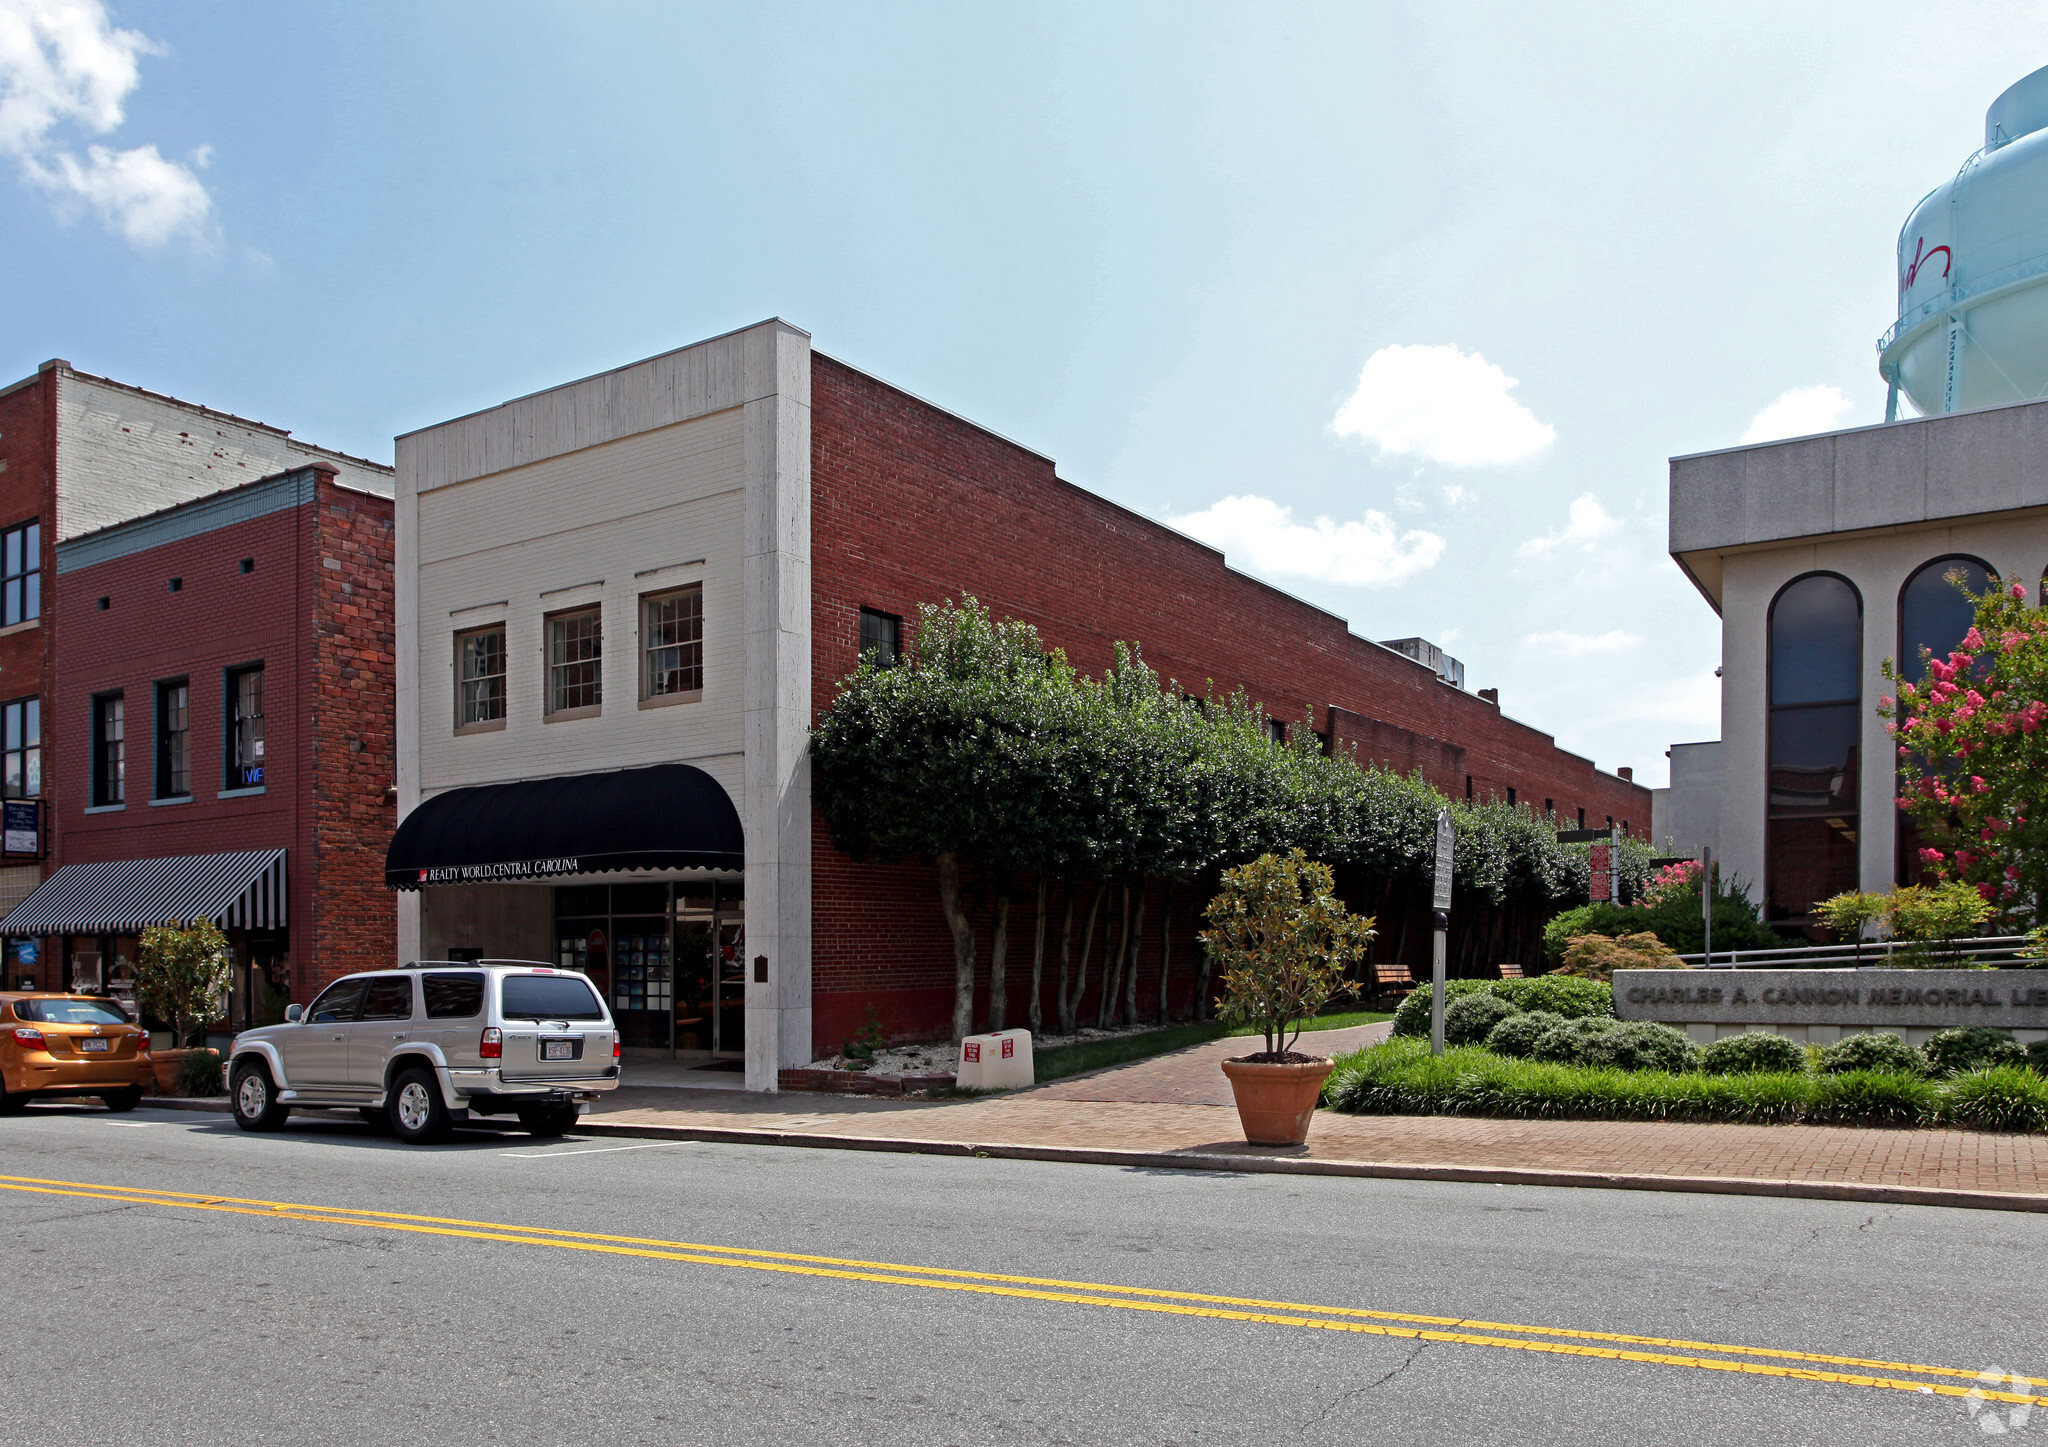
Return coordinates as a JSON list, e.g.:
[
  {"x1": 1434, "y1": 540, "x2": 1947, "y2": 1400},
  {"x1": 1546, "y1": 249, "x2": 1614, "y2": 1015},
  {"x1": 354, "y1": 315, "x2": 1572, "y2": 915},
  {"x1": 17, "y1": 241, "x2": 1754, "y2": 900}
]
[
  {"x1": 1700, "y1": 846, "x2": 1714, "y2": 968},
  {"x1": 1431, "y1": 809, "x2": 1453, "y2": 1056}
]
